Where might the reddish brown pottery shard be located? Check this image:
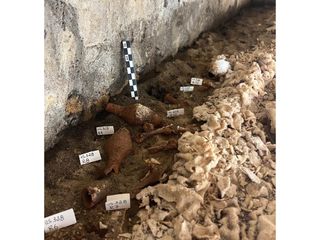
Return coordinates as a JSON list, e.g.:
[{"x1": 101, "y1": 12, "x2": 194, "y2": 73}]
[
  {"x1": 105, "y1": 103, "x2": 162, "y2": 126},
  {"x1": 131, "y1": 165, "x2": 167, "y2": 197},
  {"x1": 163, "y1": 93, "x2": 191, "y2": 107},
  {"x1": 104, "y1": 127, "x2": 133, "y2": 176},
  {"x1": 135, "y1": 124, "x2": 175, "y2": 143},
  {"x1": 147, "y1": 139, "x2": 178, "y2": 153}
]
